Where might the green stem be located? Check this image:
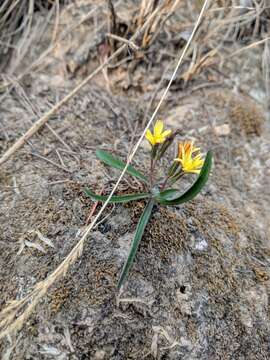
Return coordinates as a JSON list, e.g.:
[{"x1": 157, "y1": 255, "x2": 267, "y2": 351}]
[
  {"x1": 160, "y1": 174, "x2": 170, "y2": 191},
  {"x1": 169, "y1": 171, "x2": 185, "y2": 186},
  {"x1": 160, "y1": 162, "x2": 180, "y2": 191},
  {"x1": 149, "y1": 157, "x2": 154, "y2": 188},
  {"x1": 149, "y1": 145, "x2": 158, "y2": 188}
]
